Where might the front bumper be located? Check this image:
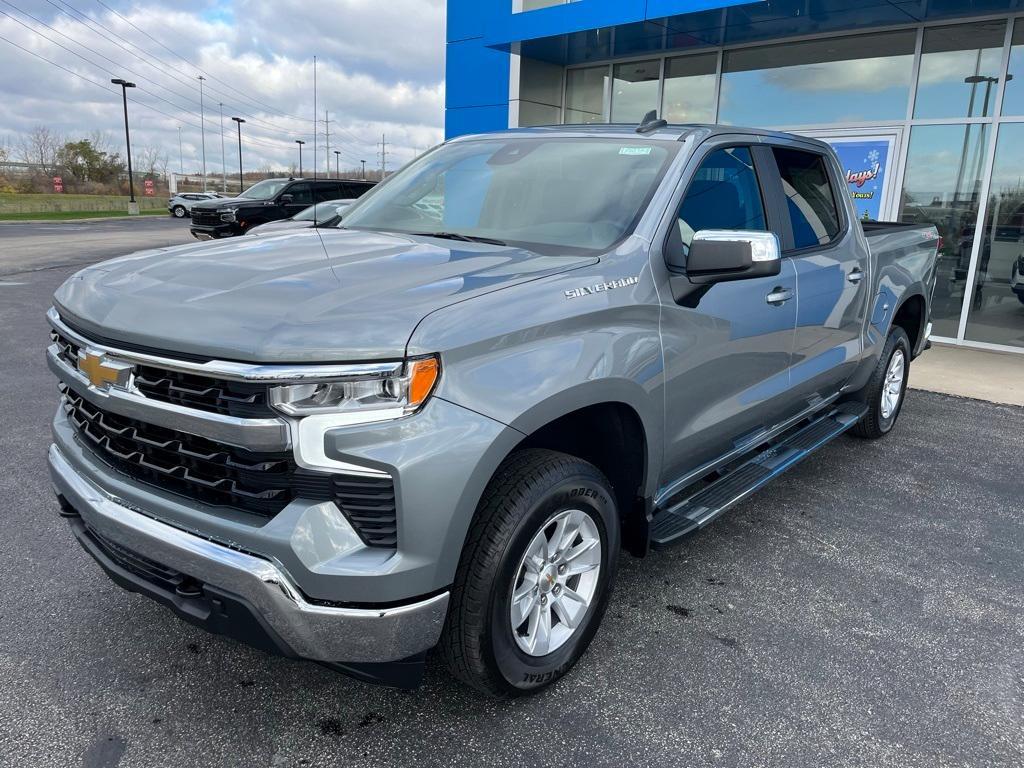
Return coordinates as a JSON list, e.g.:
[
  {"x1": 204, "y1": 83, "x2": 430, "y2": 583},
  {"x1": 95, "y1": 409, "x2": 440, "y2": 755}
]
[
  {"x1": 190, "y1": 223, "x2": 239, "y2": 240},
  {"x1": 49, "y1": 443, "x2": 449, "y2": 669}
]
